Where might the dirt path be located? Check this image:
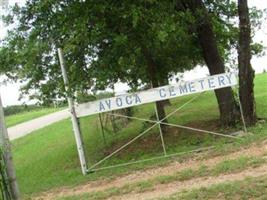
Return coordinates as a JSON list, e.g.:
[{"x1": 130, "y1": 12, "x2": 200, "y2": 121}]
[
  {"x1": 36, "y1": 141, "x2": 267, "y2": 200},
  {"x1": 116, "y1": 164, "x2": 267, "y2": 200}
]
